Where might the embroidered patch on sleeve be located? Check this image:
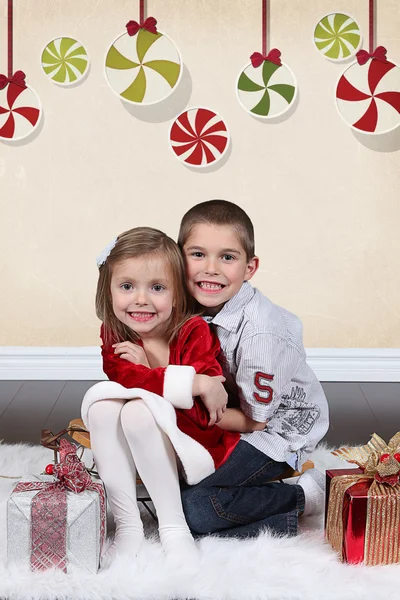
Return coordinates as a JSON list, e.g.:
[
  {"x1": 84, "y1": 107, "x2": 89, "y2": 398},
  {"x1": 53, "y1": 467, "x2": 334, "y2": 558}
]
[{"x1": 253, "y1": 372, "x2": 274, "y2": 404}]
